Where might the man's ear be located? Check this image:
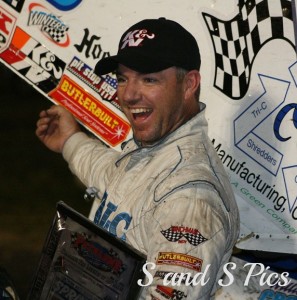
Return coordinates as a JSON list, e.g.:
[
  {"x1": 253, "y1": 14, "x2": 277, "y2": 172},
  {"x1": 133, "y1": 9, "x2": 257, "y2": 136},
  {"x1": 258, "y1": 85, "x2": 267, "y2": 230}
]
[{"x1": 184, "y1": 70, "x2": 201, "y2": 100}]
